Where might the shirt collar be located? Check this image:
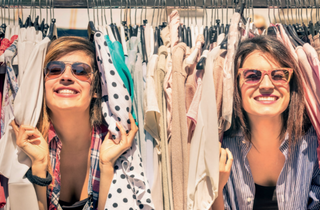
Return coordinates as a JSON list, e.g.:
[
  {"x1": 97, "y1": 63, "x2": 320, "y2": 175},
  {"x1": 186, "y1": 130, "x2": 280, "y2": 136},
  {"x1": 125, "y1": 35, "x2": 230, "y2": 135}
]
[{"x1": 48, "y1": 124, "x2": 58, "y2": 144}]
